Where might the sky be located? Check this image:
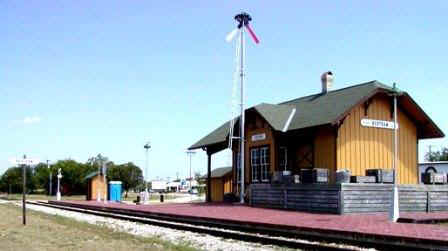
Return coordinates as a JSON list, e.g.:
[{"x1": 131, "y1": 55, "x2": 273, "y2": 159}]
[{"x1": 1, "y1": 1, "x2": 447, "y2": 180}]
